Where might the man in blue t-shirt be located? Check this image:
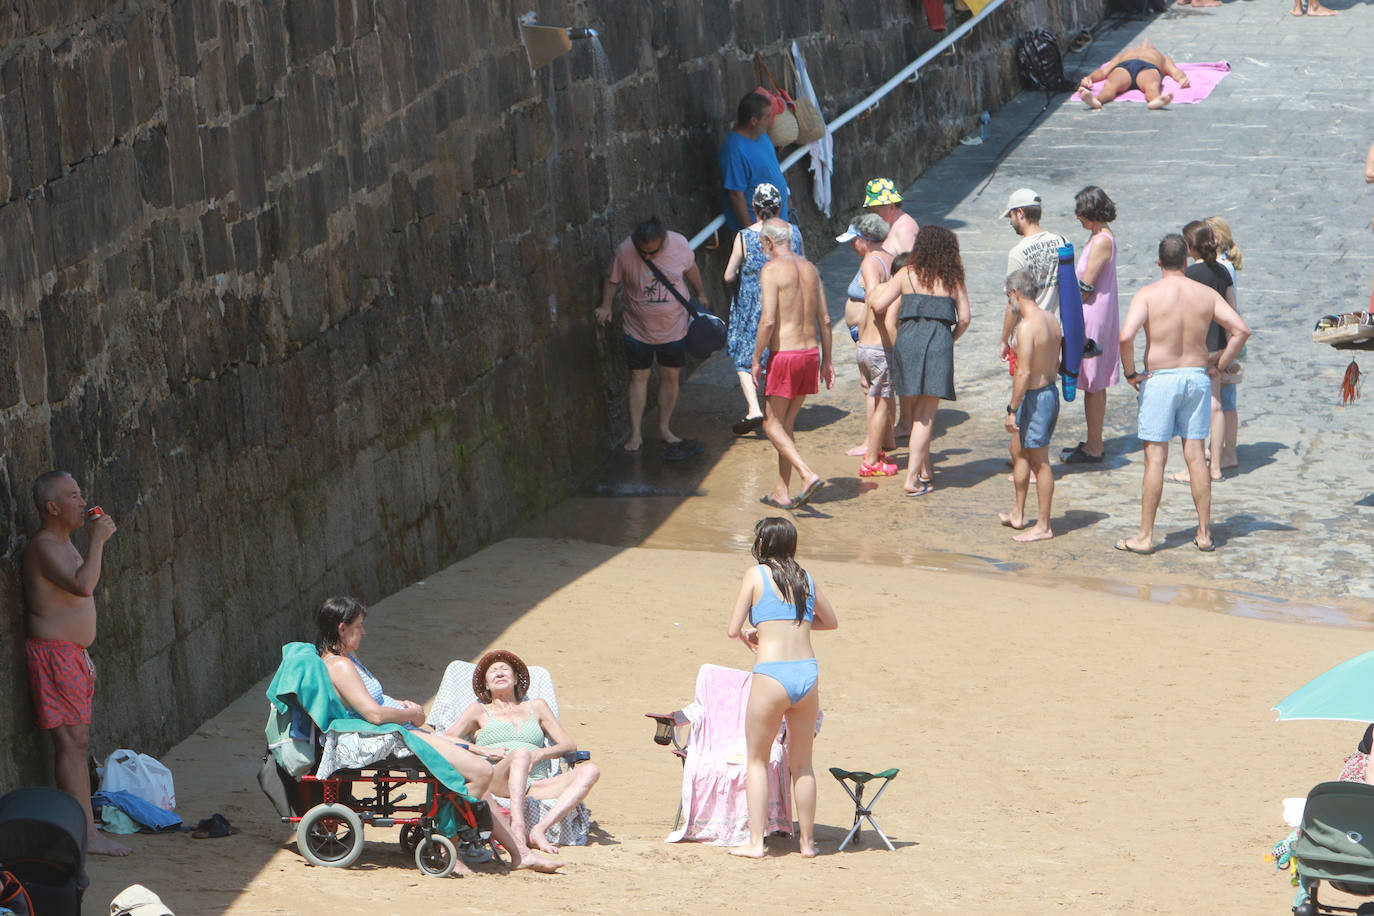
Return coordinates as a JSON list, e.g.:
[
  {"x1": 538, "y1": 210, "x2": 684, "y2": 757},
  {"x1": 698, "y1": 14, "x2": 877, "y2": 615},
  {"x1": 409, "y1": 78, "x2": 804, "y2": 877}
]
[{"x1": 718, "y1": 92, "x2": 790, "y2": 233}]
